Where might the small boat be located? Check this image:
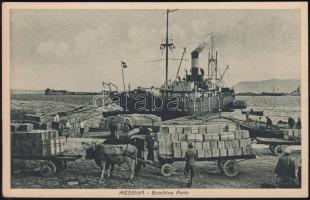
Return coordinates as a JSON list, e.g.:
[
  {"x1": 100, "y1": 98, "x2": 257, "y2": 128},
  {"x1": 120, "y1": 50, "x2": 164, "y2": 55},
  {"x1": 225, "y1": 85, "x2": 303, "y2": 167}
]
[
  {"x1": 238, "y1": 120, "x2": 284, "y2": 138},
  {"x1": 232, "y1": 100, "x2": 247, "y2": 109},
  {"x1": 241, "y1": 109, "x2": 264, "y2": 116}
]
